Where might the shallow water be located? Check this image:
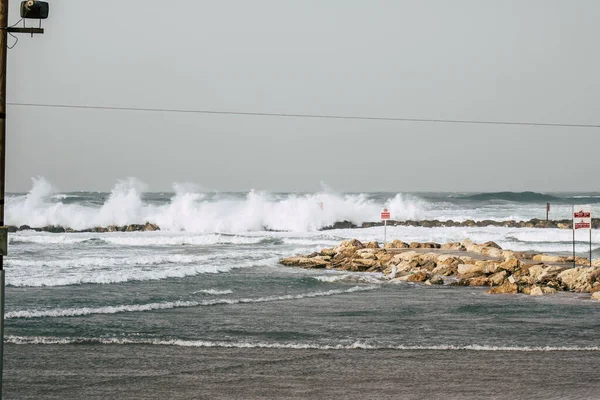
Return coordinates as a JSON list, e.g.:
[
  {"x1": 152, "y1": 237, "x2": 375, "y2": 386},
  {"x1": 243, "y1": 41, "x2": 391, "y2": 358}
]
[{"x1": 4, "y1": 188, "x2": 600, "y2": 398}]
